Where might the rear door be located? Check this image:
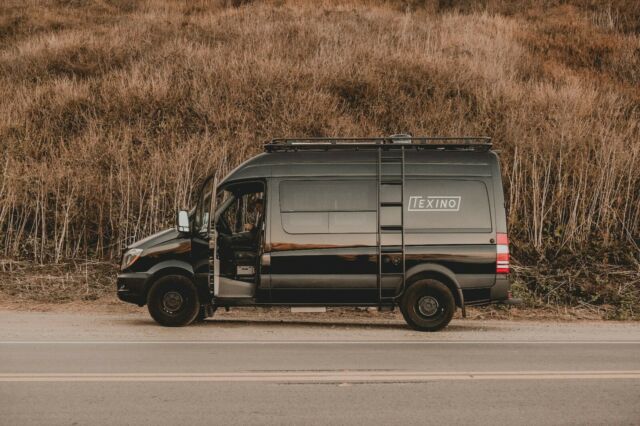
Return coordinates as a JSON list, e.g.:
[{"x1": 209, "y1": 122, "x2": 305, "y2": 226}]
[{"x1": 404, "y1": 178, "x2": 497, "y2": 294}]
